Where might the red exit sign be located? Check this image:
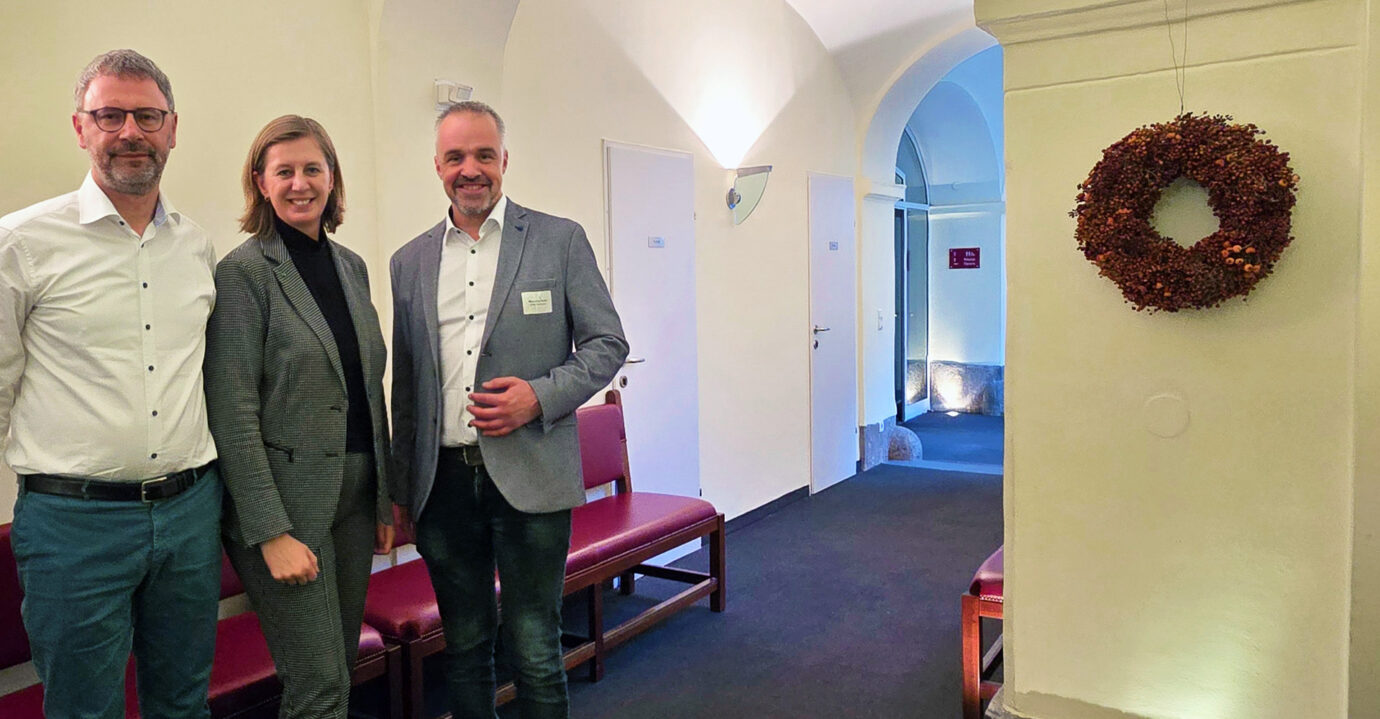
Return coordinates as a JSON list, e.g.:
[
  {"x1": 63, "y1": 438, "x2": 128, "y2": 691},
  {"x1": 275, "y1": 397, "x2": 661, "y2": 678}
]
[{"x1": 949, "y1": 247, "x2": 980, "y2": 269}]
